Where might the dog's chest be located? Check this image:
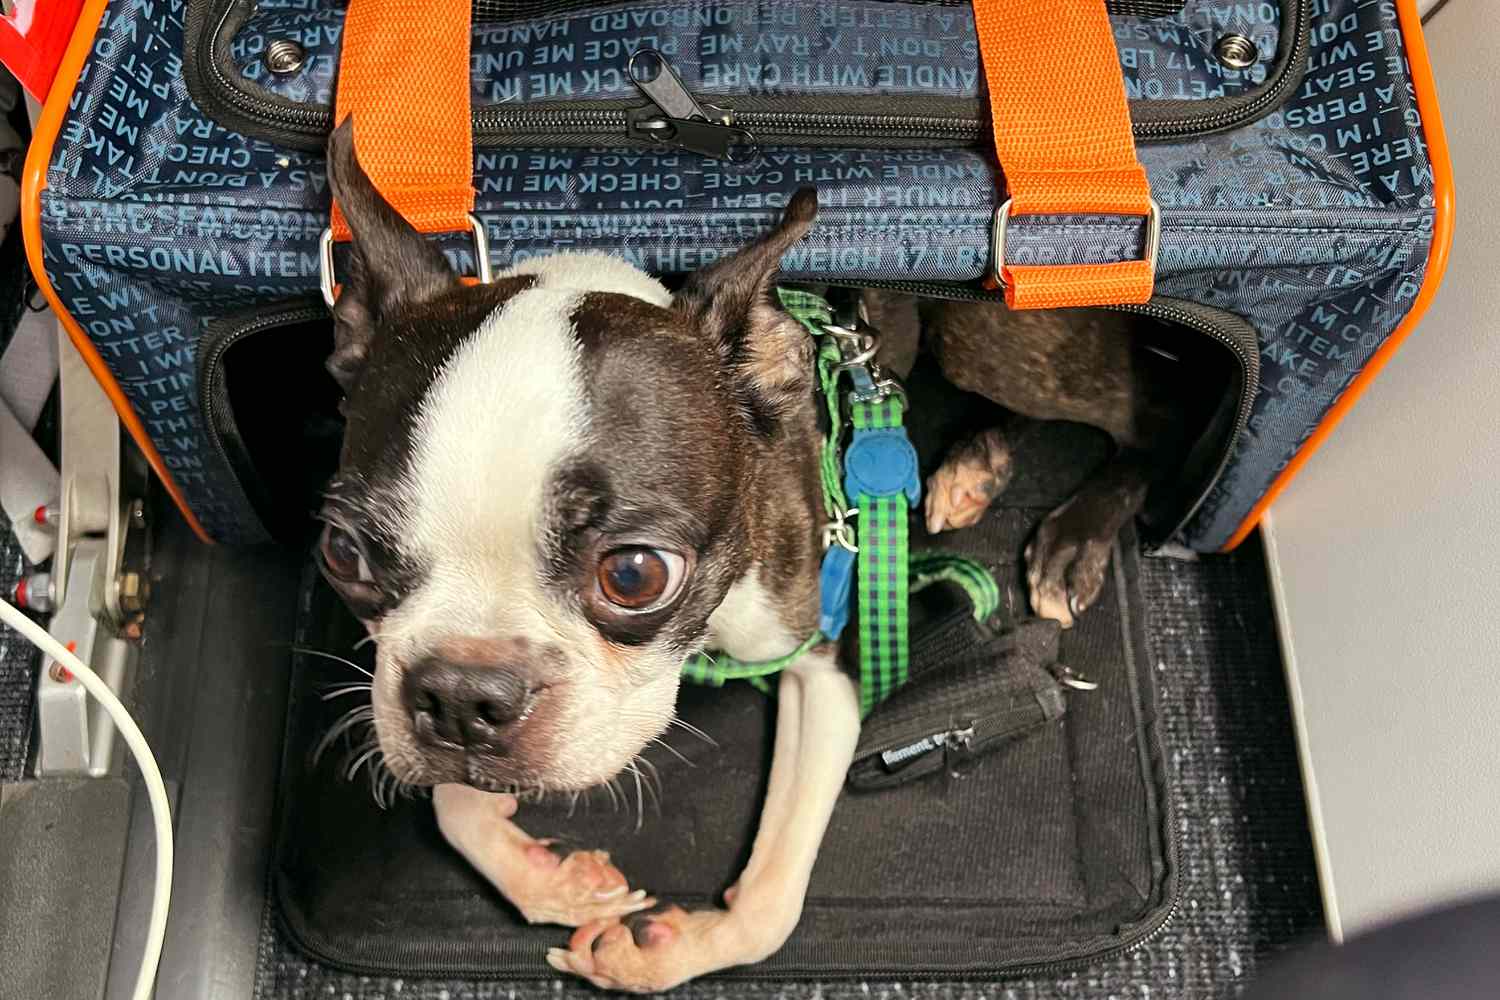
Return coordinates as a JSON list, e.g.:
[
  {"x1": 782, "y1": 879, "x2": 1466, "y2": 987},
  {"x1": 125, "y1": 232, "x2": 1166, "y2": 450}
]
[{"x1": 706, "y1": 570, "x2": 801, "y2": 662}]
